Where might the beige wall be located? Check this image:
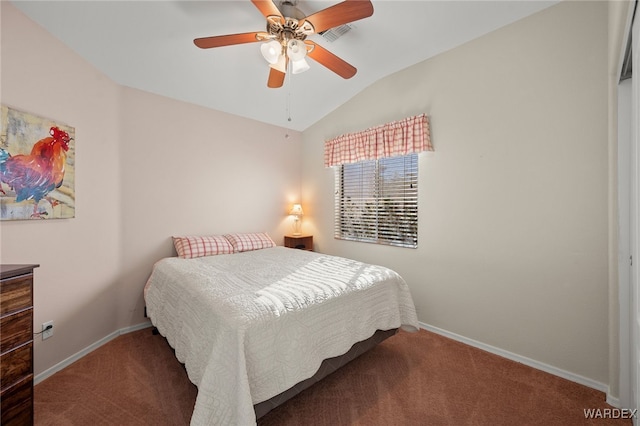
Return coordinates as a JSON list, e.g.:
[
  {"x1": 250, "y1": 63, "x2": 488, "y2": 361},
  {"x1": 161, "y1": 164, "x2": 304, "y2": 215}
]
[
  {"x1": 1, "y1": 2, "x2": 122, "y2": 377},
  {"x1": 116, "y1": 87, "x2": 302, "y2": 328},
  {"x1": 303, "y1": 1, "x2": 611, "y2": 385},
  {"x1": 0, "y1": 2, "x2": 302, "y2": 376}
]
